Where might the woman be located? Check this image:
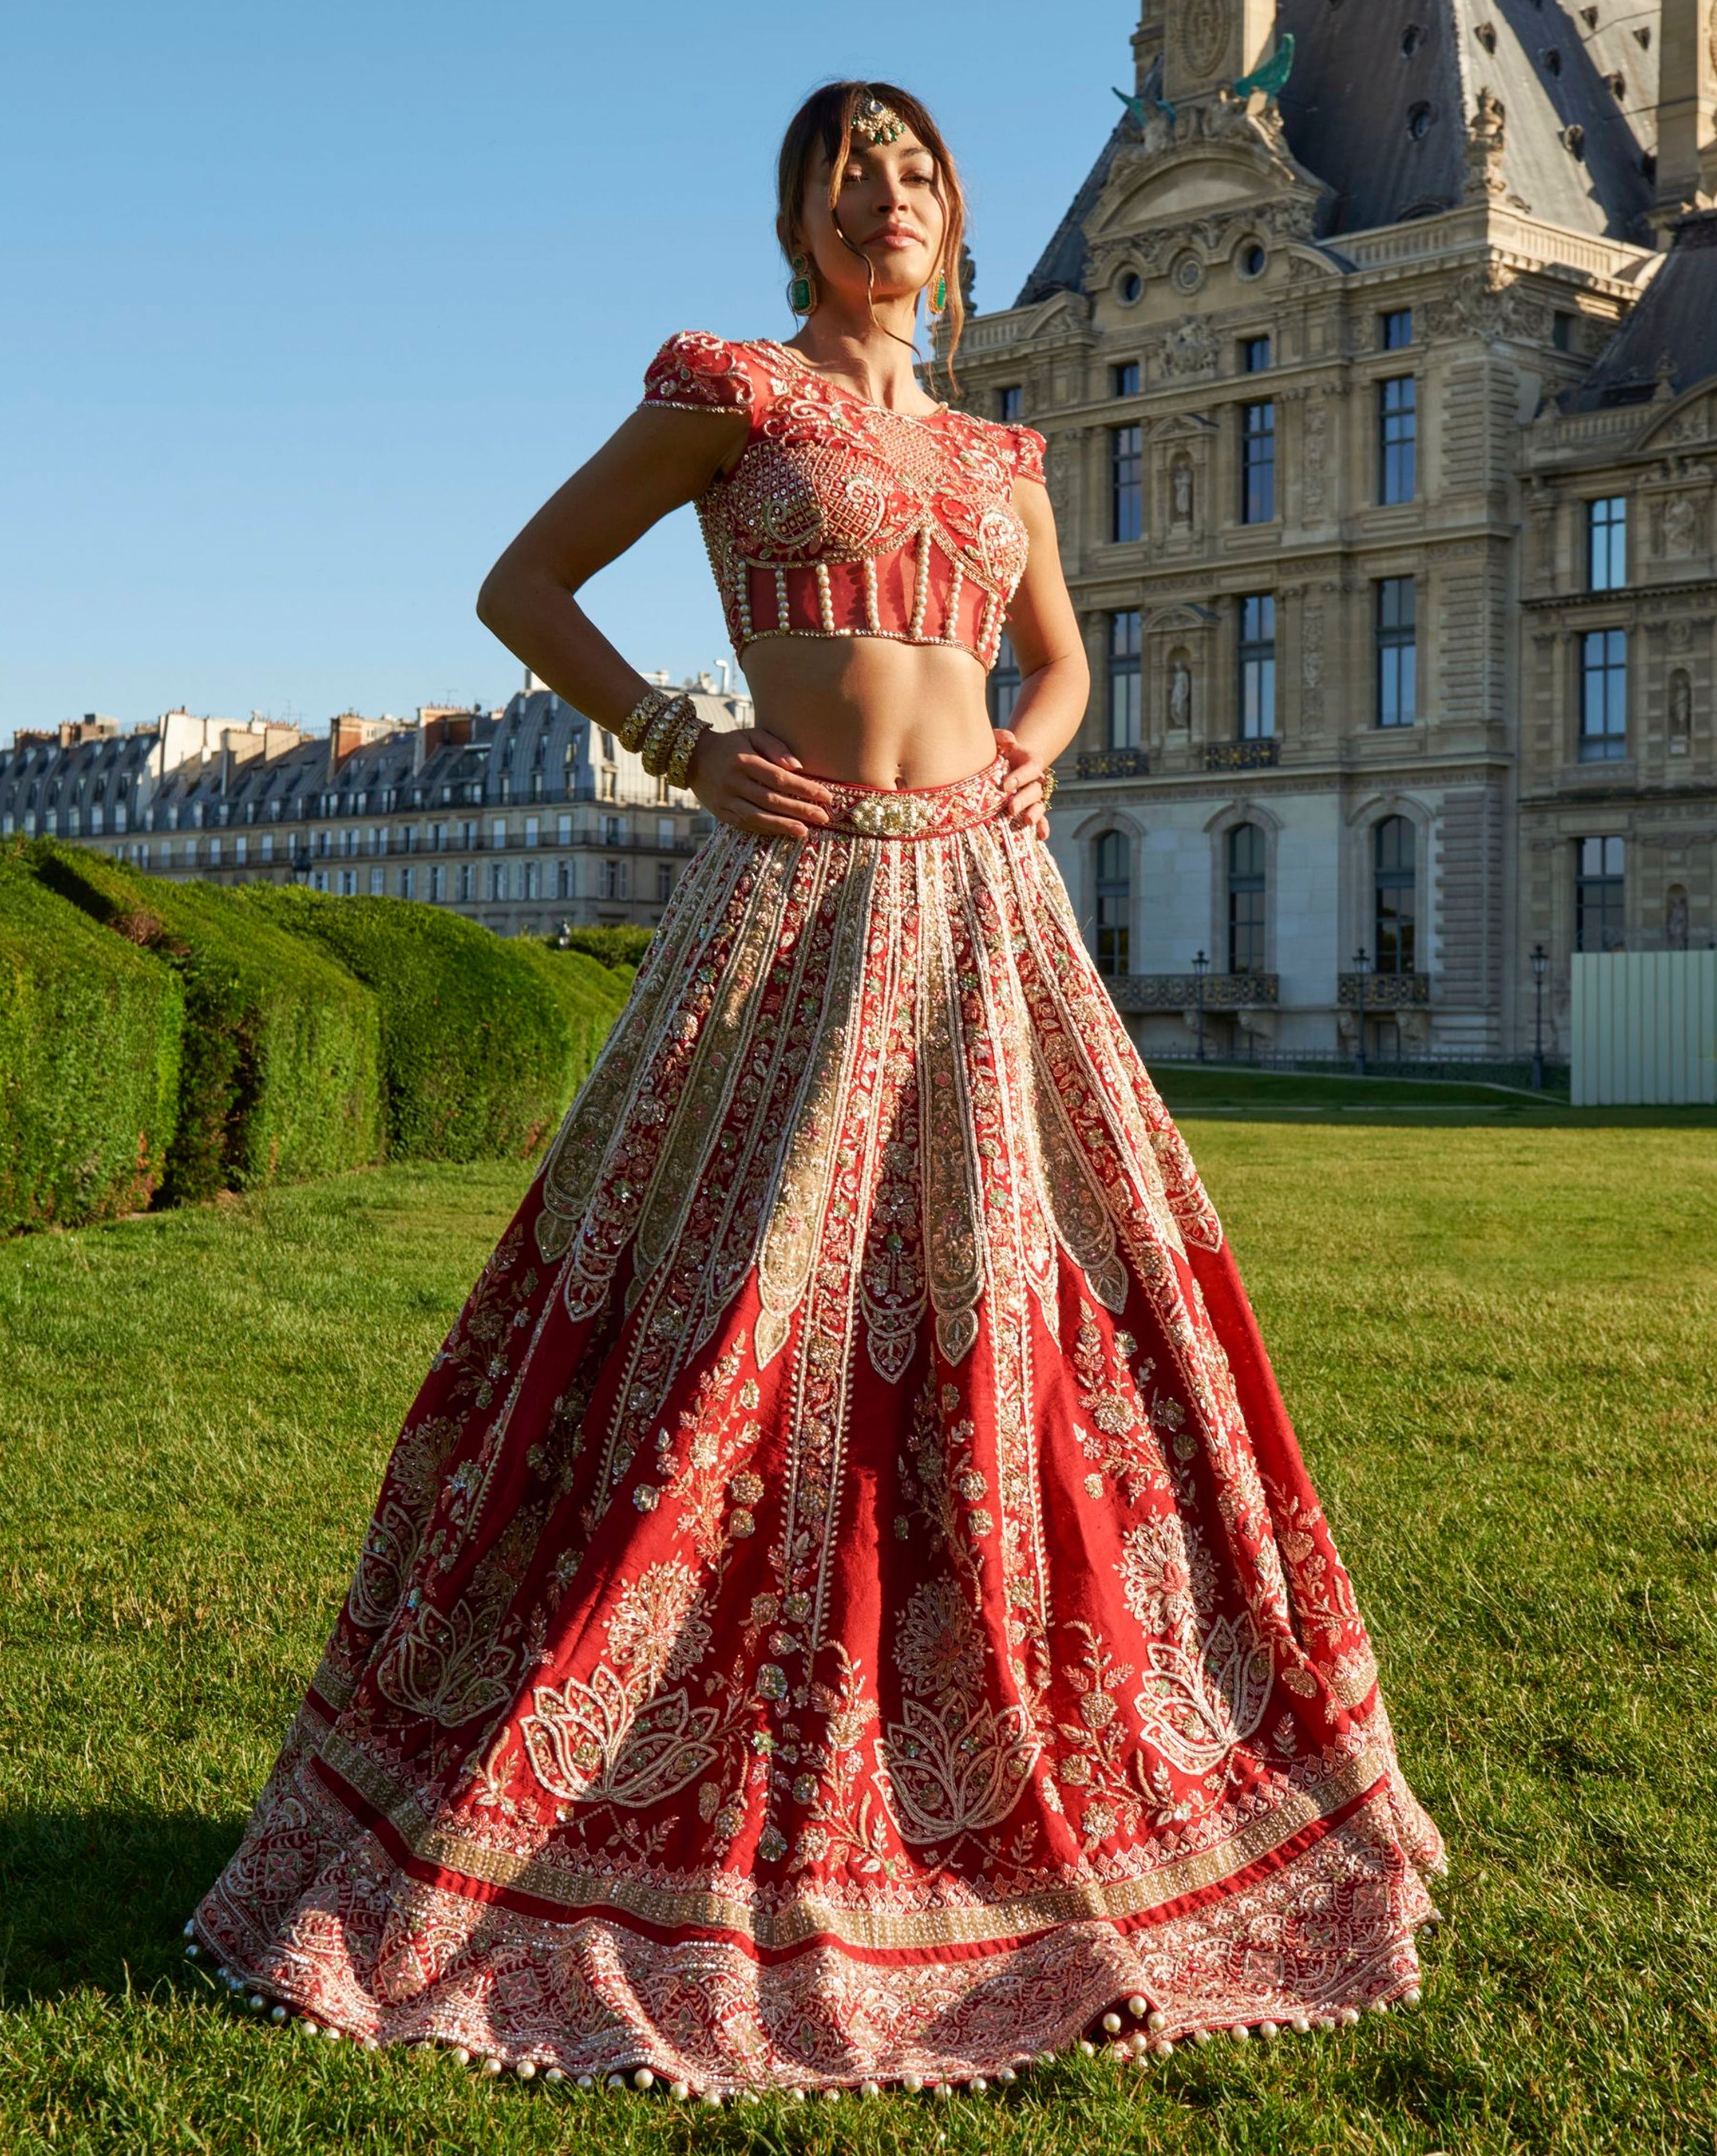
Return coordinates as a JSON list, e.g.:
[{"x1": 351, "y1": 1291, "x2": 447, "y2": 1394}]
[{"x1": 189, "y1": 78, "x2": 1443, "y2": 2100}]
